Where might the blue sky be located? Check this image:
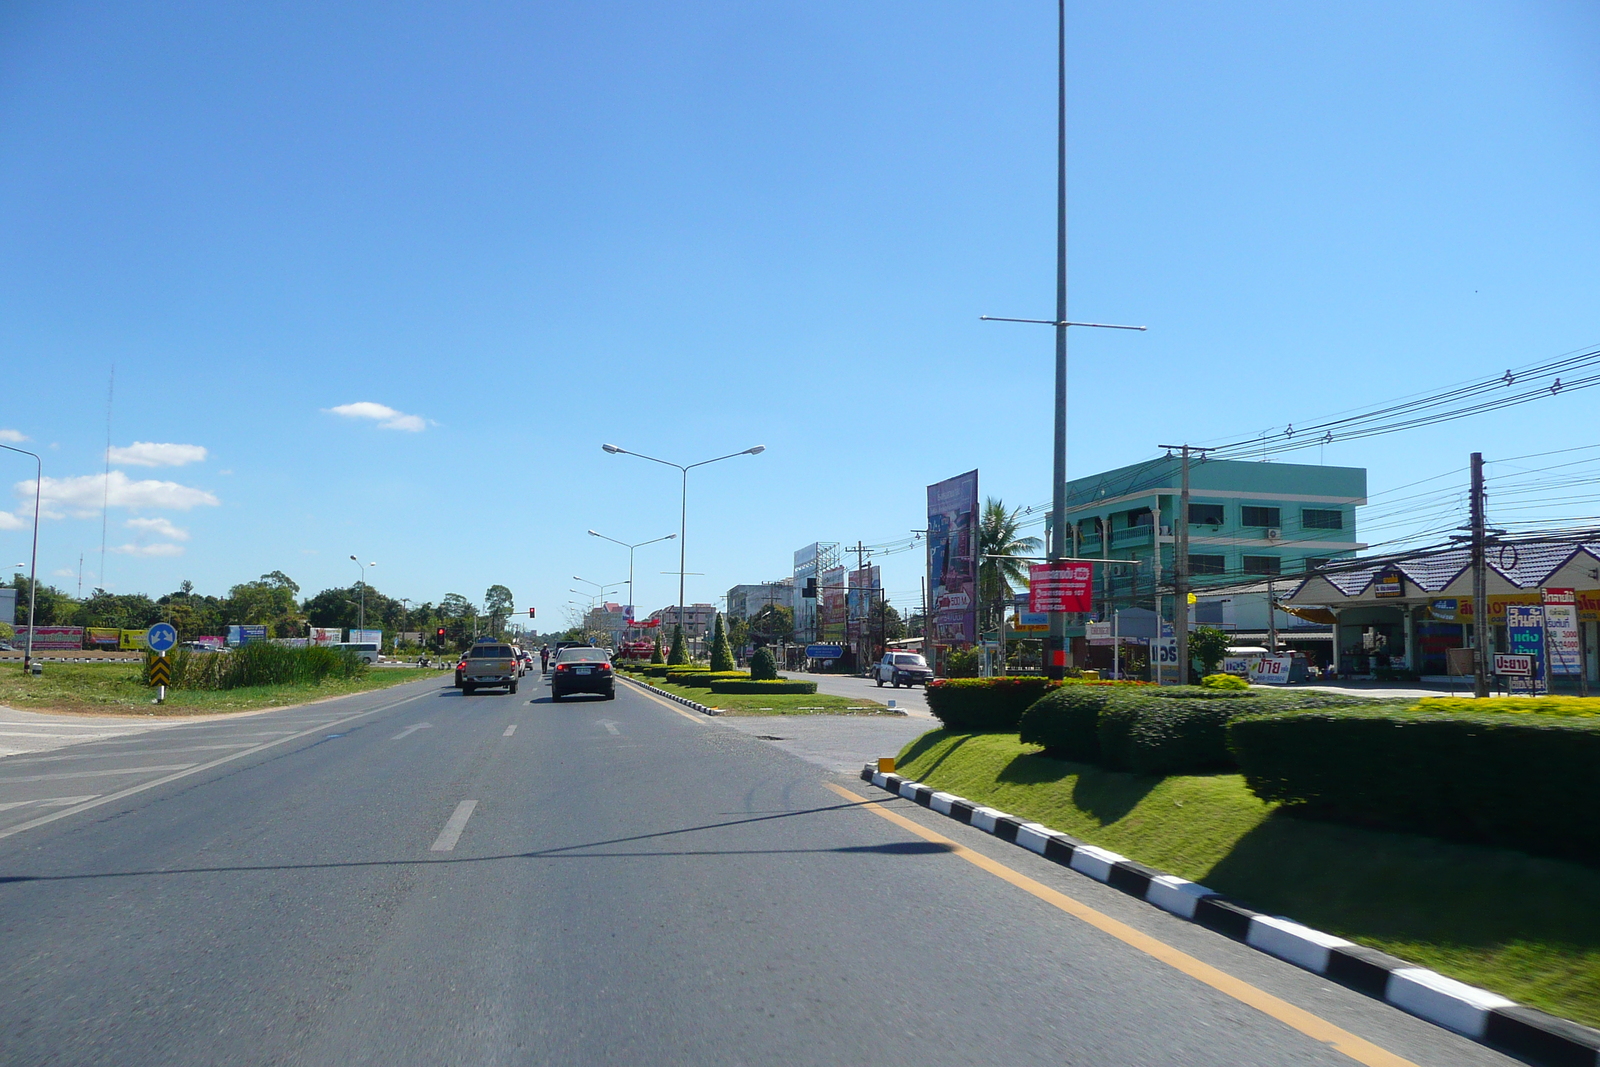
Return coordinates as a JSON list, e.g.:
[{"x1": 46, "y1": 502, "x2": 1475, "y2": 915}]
[{"x1": 2, "y1": 1, "x2": 1597, "y2": 626}]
